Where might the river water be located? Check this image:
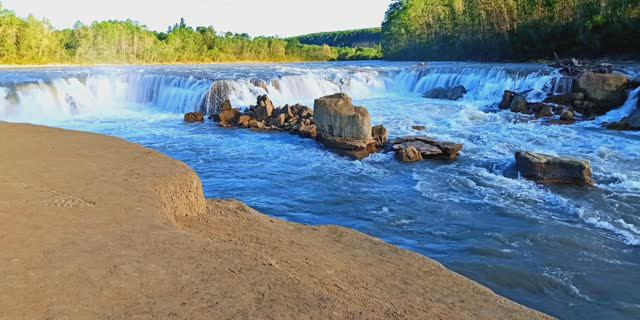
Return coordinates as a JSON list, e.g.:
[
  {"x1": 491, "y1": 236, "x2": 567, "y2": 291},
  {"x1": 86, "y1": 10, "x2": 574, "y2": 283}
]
[{"x1": 1, "y1": 61, "x2": 639, "y2": 319}]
